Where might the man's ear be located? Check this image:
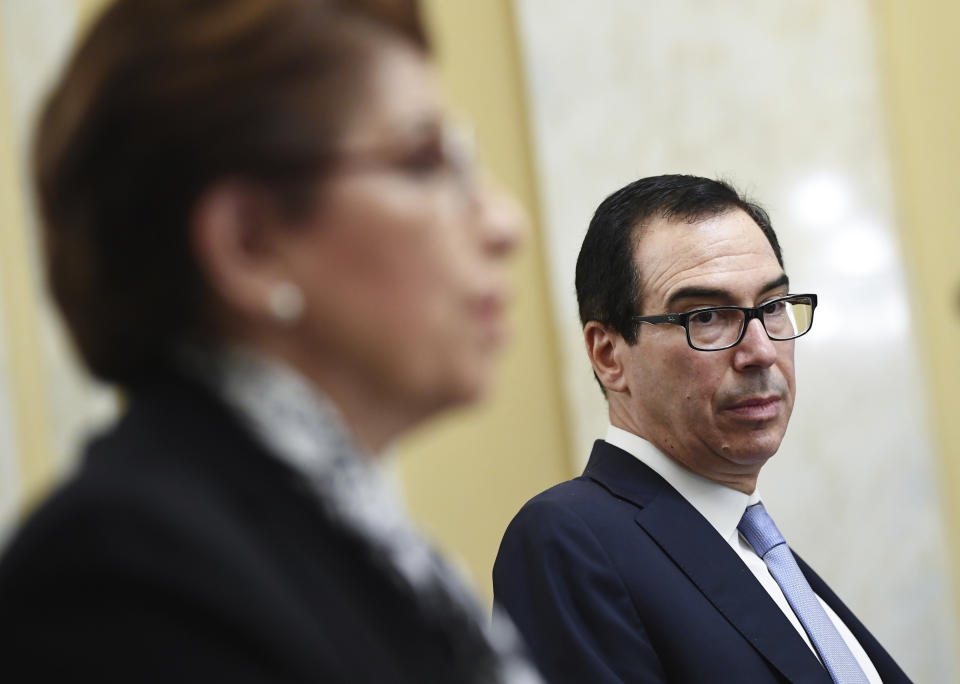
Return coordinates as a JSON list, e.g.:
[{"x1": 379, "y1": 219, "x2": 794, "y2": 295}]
[
  {"x1": 190, "y1": 181, "x2": 289, "y2": 323},
  {"x1": 584, "y1": 321, "x2": 629, "y2": 393}
]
